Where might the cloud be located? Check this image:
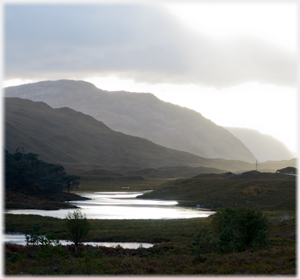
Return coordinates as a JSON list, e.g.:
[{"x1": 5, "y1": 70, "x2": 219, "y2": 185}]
[{"x1": 4, "y1": 4, "x2": 296, "y2": 88}]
